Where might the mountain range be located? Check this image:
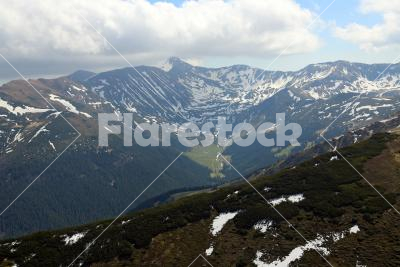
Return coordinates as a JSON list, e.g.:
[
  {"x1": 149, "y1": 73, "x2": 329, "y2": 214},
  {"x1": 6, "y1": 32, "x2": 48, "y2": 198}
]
[
  {"x1": 1, "y1": 127, "x2": 399, "y2": 266},
  {"x1": 1, "y1": 58, "x2": 400, "y2": 238}
]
